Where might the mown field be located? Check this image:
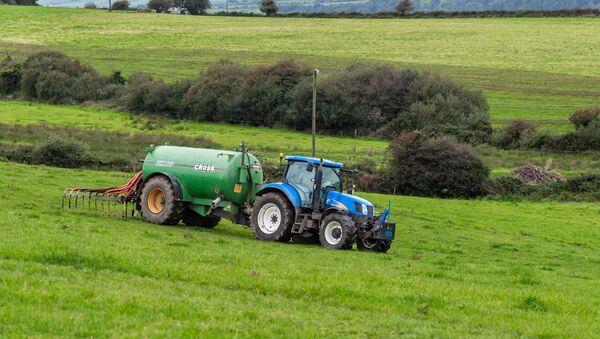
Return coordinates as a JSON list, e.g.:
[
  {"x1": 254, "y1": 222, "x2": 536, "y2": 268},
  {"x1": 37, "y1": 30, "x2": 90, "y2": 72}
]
[
  {"x1": 1, "y1": 7, "x2": 599, "y2": 131},
  {"x1": 0, "y1": 162, "x2": 599, "y2": 336}
]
